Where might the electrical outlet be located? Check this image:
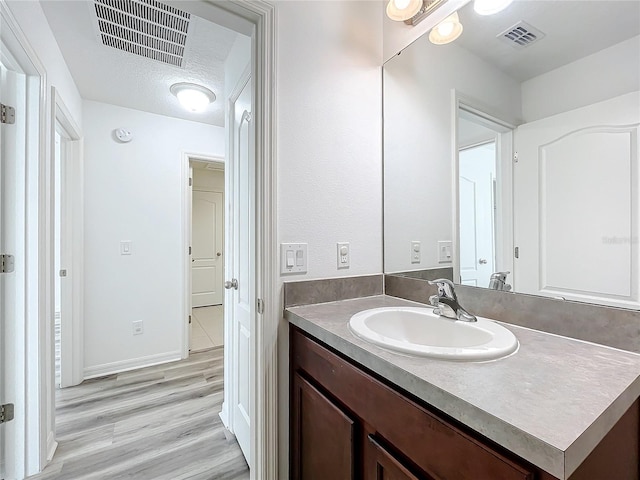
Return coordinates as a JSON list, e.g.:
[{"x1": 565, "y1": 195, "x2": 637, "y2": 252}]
[
  {"x1": 133, "y1": 320, "x2": 144, "y2": 335},
  {"x1": 337, "y1": 242, "x2": 350, "y2": 269},
  {"x1": 411, "y1": 241, "x2": 421, "y2": 264}
]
